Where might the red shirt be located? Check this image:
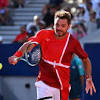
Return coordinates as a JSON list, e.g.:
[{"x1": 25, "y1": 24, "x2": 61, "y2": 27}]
[
  {"x1": 0, "y1": 0, "x2": 8, "y2": 9},
  {"x1": 28, "y1": 29, "x2": 88, "y2": 89},
  {"x1": 14, "y1": 32, "x2": 28, "y2": 43}
]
